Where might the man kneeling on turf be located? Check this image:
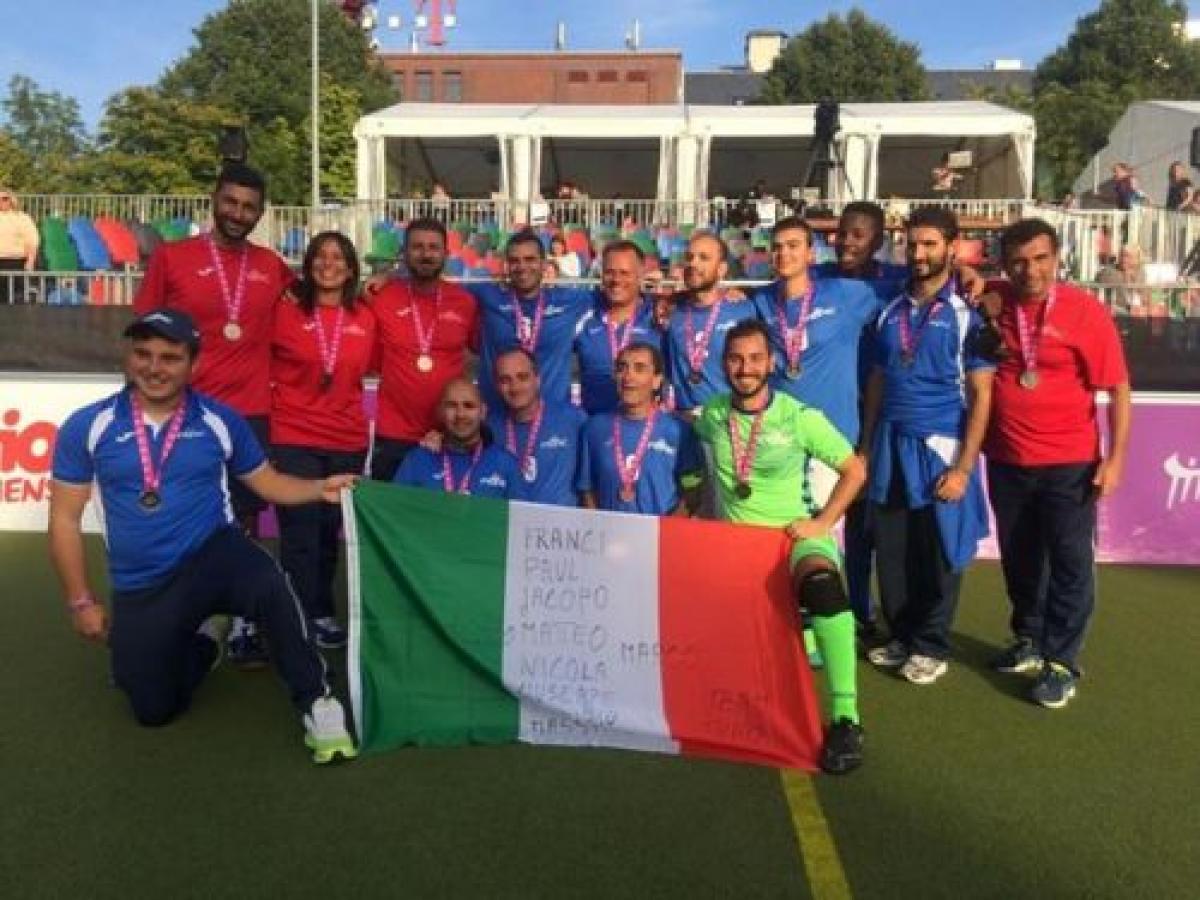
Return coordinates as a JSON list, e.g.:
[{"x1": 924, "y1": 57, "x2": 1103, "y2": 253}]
[
  {"x1": 693, "y1": 320, "x2": 868, "y2": 774},
  {"x1": 48, "y1": 309, "x2": 357, "y2": 764}
]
